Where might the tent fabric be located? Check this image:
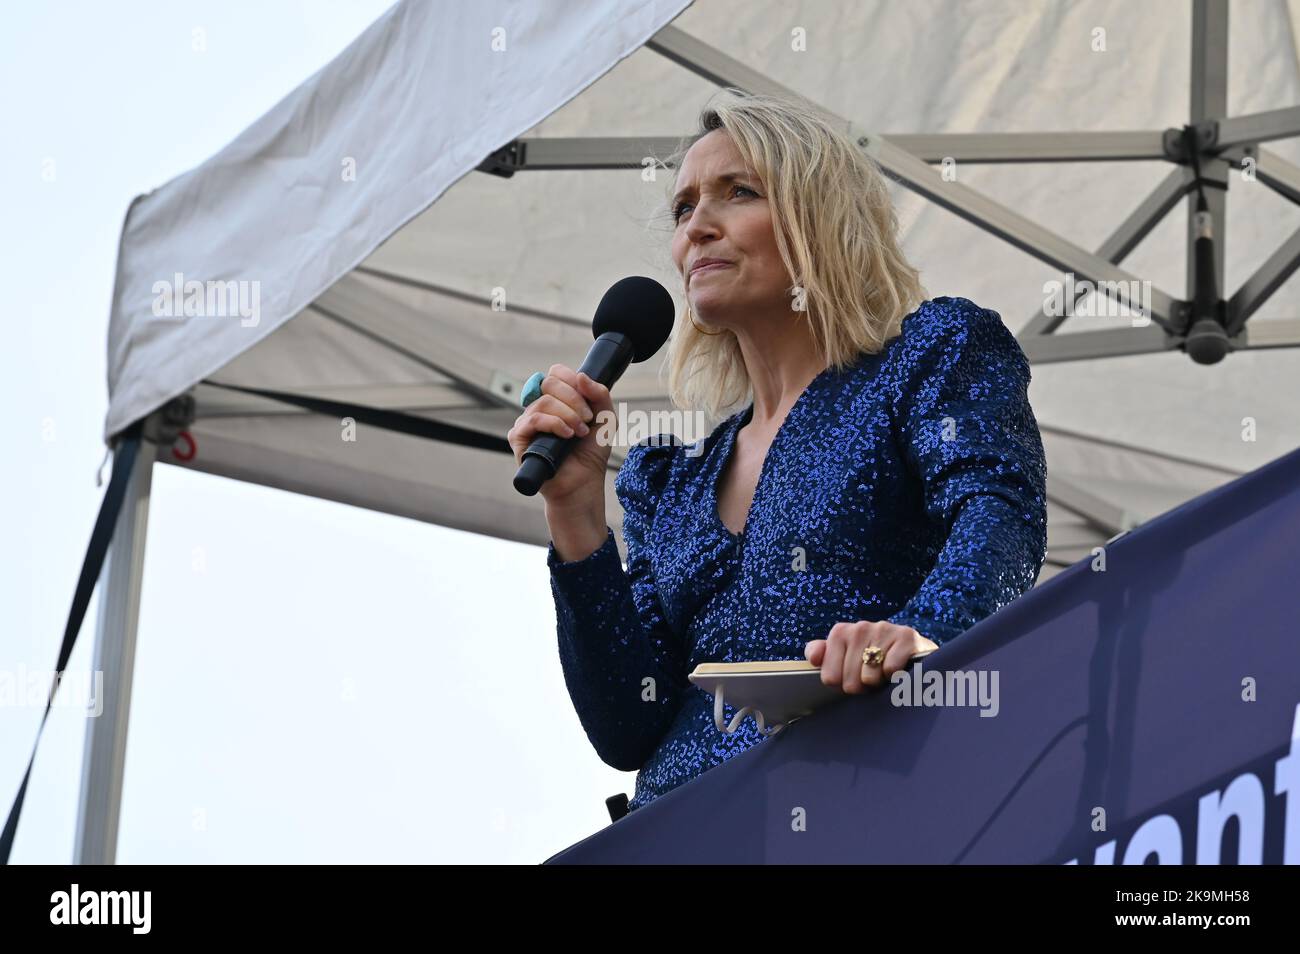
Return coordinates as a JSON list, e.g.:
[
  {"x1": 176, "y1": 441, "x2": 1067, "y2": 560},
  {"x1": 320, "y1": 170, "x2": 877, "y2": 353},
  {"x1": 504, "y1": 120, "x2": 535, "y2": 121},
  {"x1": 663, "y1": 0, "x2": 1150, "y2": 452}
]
[
  {"x1": 104, "y1": 0, "x2": 1300, "y2": 582},
  {"x1": 105, "y1": 0, "x2": 693, "y2": 439}
]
